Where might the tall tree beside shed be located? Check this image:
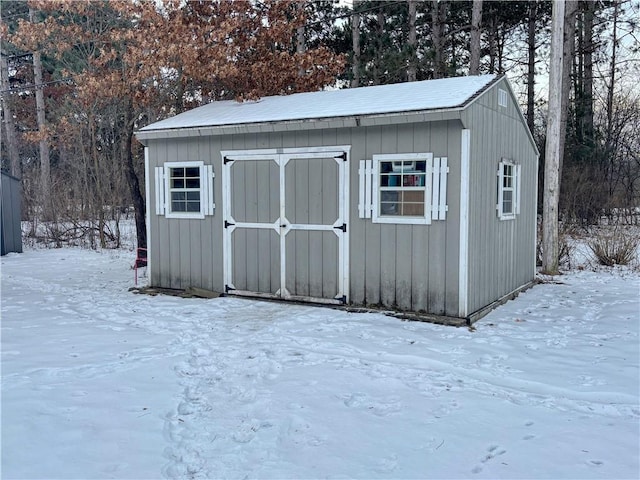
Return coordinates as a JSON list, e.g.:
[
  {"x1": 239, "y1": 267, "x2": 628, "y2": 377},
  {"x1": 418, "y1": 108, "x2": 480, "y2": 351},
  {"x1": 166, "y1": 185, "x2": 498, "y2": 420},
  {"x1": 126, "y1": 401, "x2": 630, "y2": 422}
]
[
  {"x1": 431, "y1": 0, "x2": 448, "y2": 79},
  {"x1": 469, "y1": 0, "x2": 482, "y2": 74},
  {"x1": 407, "y1": 0, "x2": 417, "y2": 81},
  {"x1": 28, "y1": 6, "x2": 51, "y2": 218},
  {"x1": 351, "y1": 0, "x2": 361, "y2": 87},
  {"x1": 0, "y1": 50, "x2": 21, "y2": 177},
  {"x1": 542, "y1": 0, "x2": 565, "y2": 275}
]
